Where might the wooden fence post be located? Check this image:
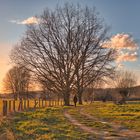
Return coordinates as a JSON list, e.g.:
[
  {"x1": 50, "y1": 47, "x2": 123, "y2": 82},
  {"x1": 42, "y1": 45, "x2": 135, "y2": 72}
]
[
  {"x1": 9, "y1": 100, "x2": 11, "y2": 112},
  {"x1": 18, "y1": 100, "x2": 20, "y2": 111},
  {"x1": 42, "y1": 99, "x2": 44, "y2": 107},
  {"x1": 27, "y1": 100, "x2": 29, "y2": 109},
  {"x1": 45, "y1": 100, "x2": 47, "y2": 107},
  {"x1": 21, "y1": 99, "x2": 23, "y2": 110},
  {"x1": 18, "y1": 99, "x2": 23, "y2": 111},
  {"x1": 24, "y1": 100, "x2": 26, "y2": 110},
  {"x1": 3, "y1": 100, "x2": 8, "y2": 116},
  {"x1": 39, "y1": 98, "x2": 41, "y2": 108},
  {"x1": 34, "y1": 100, "x2": 38, "y2": 108},
  {"x1": 13, "y1": 100, "x2": 15, "y2": 112}
]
